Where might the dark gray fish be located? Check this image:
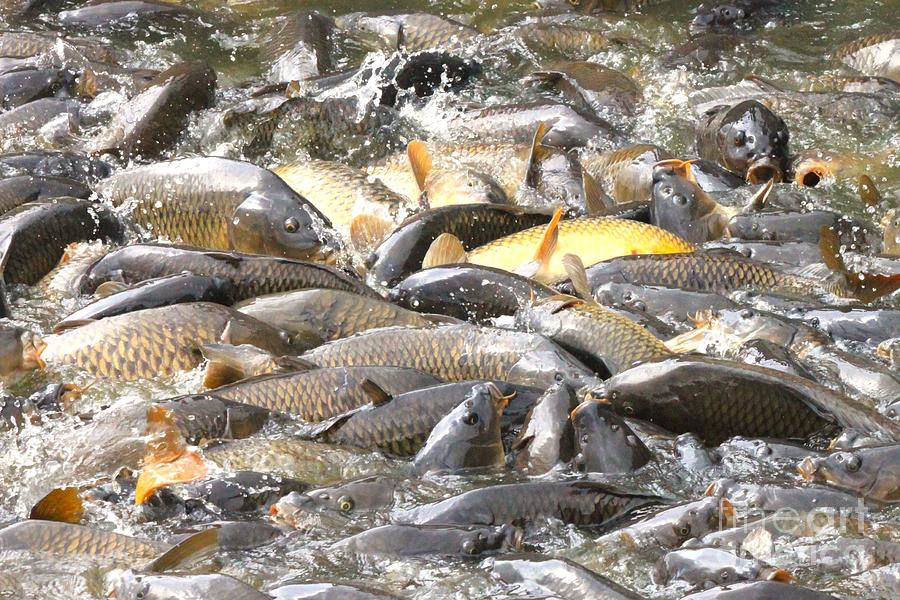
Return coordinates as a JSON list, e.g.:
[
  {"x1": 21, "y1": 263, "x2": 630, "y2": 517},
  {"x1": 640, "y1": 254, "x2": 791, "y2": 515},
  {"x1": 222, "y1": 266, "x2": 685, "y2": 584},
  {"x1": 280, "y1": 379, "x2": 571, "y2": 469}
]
[
  {"x1": 59, "y1": 0, "x2": 201, "y2": 28},
  {"x1": 269, "y1": 582, "x2": 399, "y2": 600},
  {"x1": 0, "y1": 175, "x2": 91, "y2": 216},
  {"x1": 112, "y1": 571, "x2": 270, "y2": 600},
  {"x1": 653, "y1": 547, "x2": 791, "y2": 587},
  {"x1": 0, "y1": 152, "x2": 110, "y2": 184},
  {"x1": 606, "y1": 497, "x2": 732, "y2": 549},
  {"x1": 571, "y1": 400, "x2": 652, "y2": 473},
  {"x1": 680, "y1": 581, "x2": 839, "y2": 599},
  {"x1": 55, "y1": 273, "x2": 235, "y2": 332},
  {"x1": 336, "y1": 524, "x2": 519, "y2": 557},
  {"x1": 412, "y1": 382, "x2": 510, "y2": 475},
  {"x1": 492, "y1": 554, "x2": 646, "y2": 599},
  {"x1": 0, "y1": 98, "x2": 82, "y2": 142},
  {"x1": 799, "y1": 444, "x2": 900, "y2": 504},
  {"x1": 398, "y1": 481, "x2": 662, "y2": 527},
  {"x1": 0, "y1": 67, "x2": 82, "y2": 110}
]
